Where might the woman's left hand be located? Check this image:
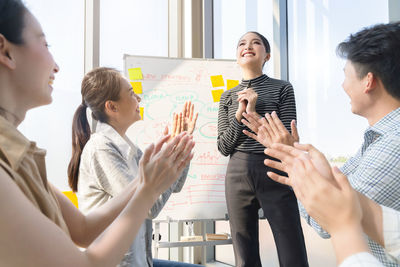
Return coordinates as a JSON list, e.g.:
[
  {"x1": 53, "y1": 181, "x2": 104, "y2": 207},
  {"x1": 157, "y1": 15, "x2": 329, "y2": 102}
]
[{"x1": 237, "y1": 88, "x2": 258, "y2": 113}]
